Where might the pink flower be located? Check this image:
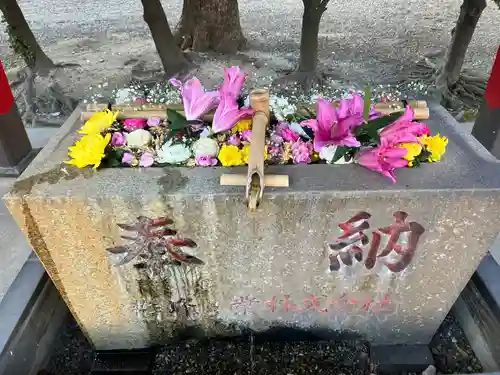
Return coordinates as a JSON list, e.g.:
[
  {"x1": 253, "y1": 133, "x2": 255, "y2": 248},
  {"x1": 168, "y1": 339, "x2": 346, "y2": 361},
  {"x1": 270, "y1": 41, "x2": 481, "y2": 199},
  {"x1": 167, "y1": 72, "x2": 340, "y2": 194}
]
[
  {"x1": 135, "y1": 98, "x2": 146, "y2": 105},
  {"x1": 380, "y1": 106, "x2": 431, "y2": 146},
  {"x1": 212, "y1": 92, "x2": 254, "y2": 134},
  {"x1": 195, "y1": 155, "x2": 218, "y2": 167},
  {"x1": 291, "y1": 140, "x2": 313, "y2": 164},
  {"x1": 228, "y1": 134, "x2": 241, "y2": 146},
  {"x1": 168, "y1": 77, "x2": 219, "y2": 121},
  {"x1": 241, "y1": 130, "x2": 252, "y2": 142},
  {"x1": 220, "y1": 66, "x2": 247, "y2": 98},
  {"x1": 147, "y1": 117, "x2": 161, "y2": 127},
  {"x1": 355, "y1": 138, "x2": 408, "y2": 184},
  {"x1": 281, "y1": 128, "x2": 300, "y2": 142},
  {"x1": 123, "y1": 118, "x2": 147, "y2": 131},
  {"x1": 111, "y1": 132, "x2": 126, "y2": 146},
  {"x1": 139, "y1": 152, "x2": 154, "y2": 167},
  {"x1": 122, "y1": 152, "x2": 134, "y2": 165},
  {"x1": 303, "y1": 97, "x2": 363, "y2": 152},
  {"x1": 268, "y1": 145, "x2": 282, "y2": 156}
]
